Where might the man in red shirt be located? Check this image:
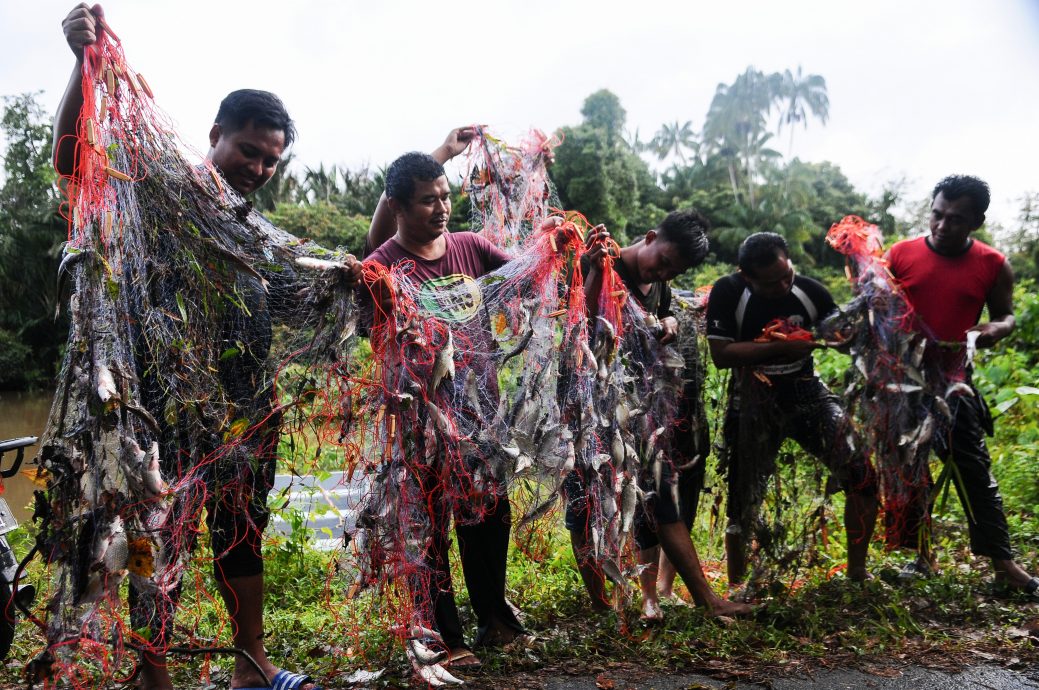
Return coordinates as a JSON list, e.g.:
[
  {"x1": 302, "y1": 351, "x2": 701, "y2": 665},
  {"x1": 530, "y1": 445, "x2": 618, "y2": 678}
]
[{"x1": 887, "y1": 175, "x2": 1037, "y2": 596}]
